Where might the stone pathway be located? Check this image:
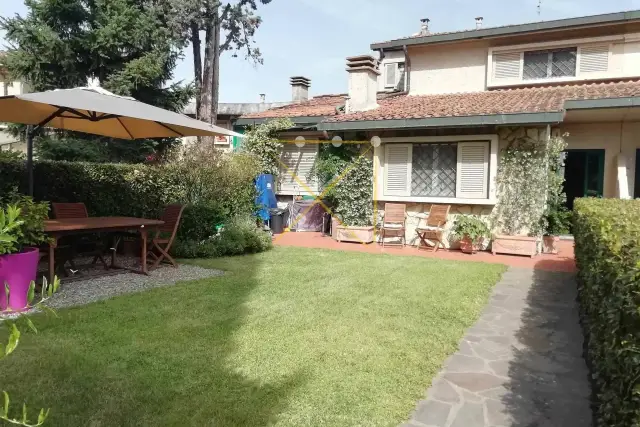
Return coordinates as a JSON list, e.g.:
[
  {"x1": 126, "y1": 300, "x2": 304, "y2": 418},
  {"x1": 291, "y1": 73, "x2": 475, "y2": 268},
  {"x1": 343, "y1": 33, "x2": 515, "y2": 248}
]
[{"x1": 403, "y1": 267, "x2": 592, "y2": 427}]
